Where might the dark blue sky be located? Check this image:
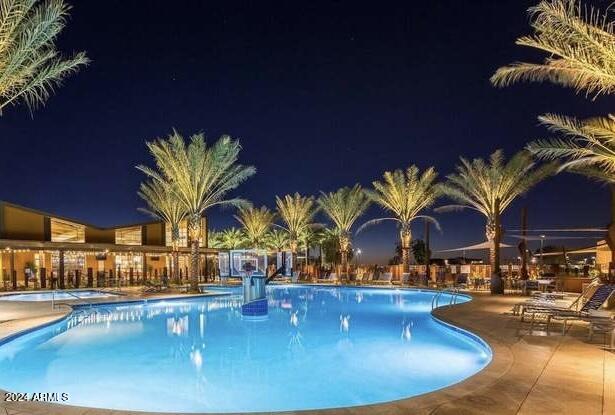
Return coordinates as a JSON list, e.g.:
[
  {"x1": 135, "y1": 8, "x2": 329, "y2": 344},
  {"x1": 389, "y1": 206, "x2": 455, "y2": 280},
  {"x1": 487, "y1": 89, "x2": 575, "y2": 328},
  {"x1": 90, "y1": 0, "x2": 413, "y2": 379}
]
[{"x1": 0, "y1": 0, "x2": 612, "y2": 263}]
